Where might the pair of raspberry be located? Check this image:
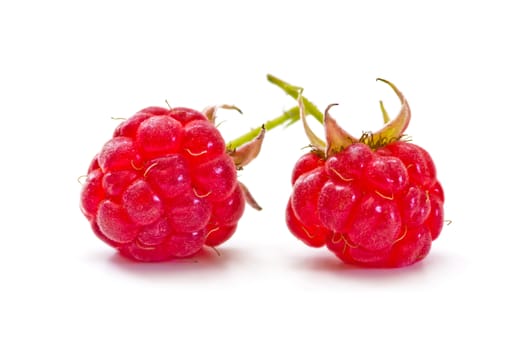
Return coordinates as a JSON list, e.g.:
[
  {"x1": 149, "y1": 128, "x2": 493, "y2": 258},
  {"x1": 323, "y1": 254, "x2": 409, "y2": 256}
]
[{"x1": 80, "y1": 75, "x2": 445, "y2": 267}]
